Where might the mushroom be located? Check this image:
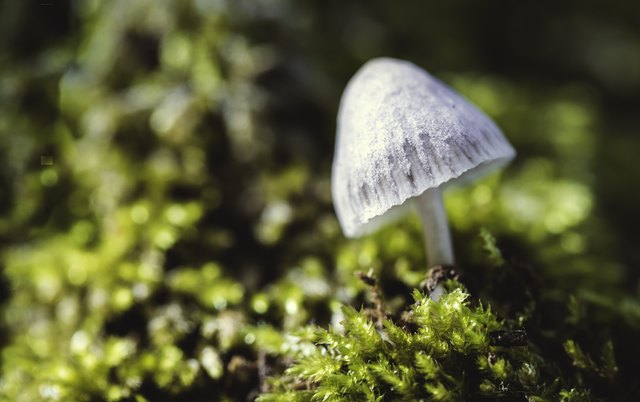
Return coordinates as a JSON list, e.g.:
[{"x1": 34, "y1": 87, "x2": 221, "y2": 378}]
[{"x1": 331, "y1": 58, "x2": 515, "y2": 287}]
